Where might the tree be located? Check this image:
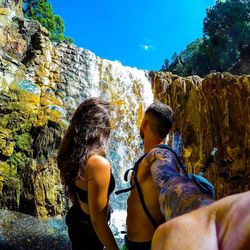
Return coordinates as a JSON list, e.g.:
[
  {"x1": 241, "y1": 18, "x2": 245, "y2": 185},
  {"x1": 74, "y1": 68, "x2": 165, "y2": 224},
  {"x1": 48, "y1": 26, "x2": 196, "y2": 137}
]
[
  {"x1": 23, "y1": 0, "x2": 73, "y2": 43},
  {"x1": 164, "y1": 39, "x2": 209, "y2": 76},
  {"x1": 163, "y1": 0, "x2": 250, "y2": 76},
  {"x1": 203, "y1": 0, "x2": 250, "y2": 72}
]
